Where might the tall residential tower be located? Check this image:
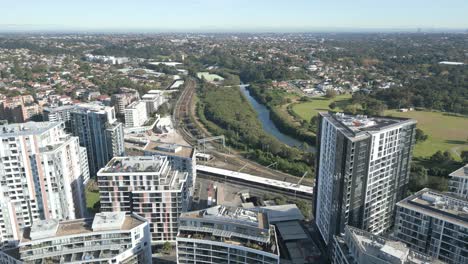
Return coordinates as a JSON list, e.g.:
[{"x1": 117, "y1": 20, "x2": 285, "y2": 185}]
[
  {"x1": 70, "y1": 103, "x2": 124, "y2": 177},
  {"x1": 0, "y1": 122, "x2": 88, "y2": 248},
  {"x1": 314, "y1": 113, "x2": 416, "y2": 244}
]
